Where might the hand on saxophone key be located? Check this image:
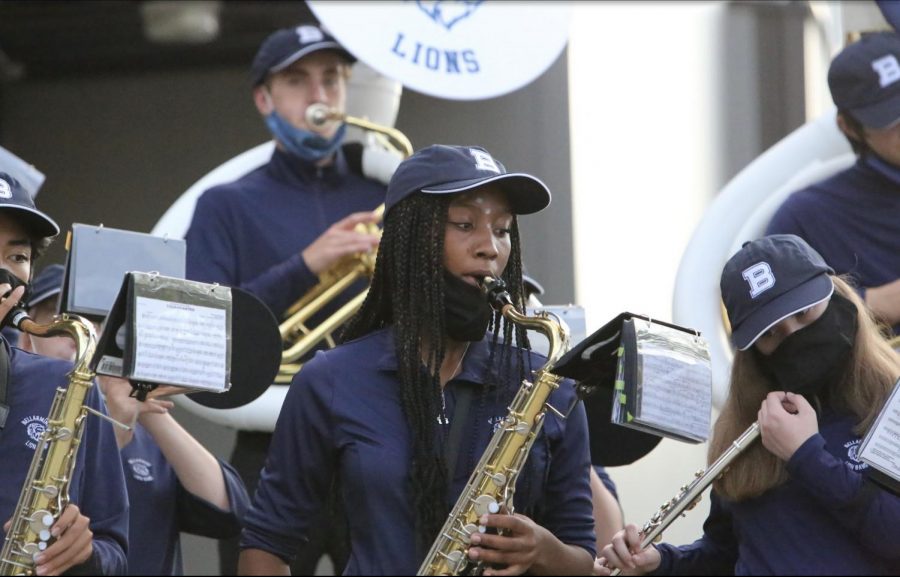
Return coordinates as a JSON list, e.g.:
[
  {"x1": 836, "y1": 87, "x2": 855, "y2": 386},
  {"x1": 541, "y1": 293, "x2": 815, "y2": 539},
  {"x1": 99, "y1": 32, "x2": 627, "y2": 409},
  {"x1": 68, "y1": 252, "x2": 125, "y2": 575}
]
[
  {"x1": 596, "y1": 524, "x2": 660, "y2": 576},
  {"x1": 301, "y1": 210, "x2": 381, "y2": 275},
  {"x1": 466, "y1": 511, "x2": 549, "y2": 576},
  {"x1": 31, "y1": 504, "x2": 93, "y2": 576}
]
